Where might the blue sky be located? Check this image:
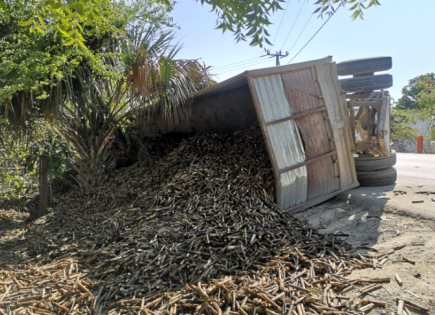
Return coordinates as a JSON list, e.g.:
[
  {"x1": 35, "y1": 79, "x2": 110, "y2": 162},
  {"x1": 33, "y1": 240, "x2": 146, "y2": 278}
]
[{"x1": 171, "y1": 0, "x2": 435, "y2": 101}]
